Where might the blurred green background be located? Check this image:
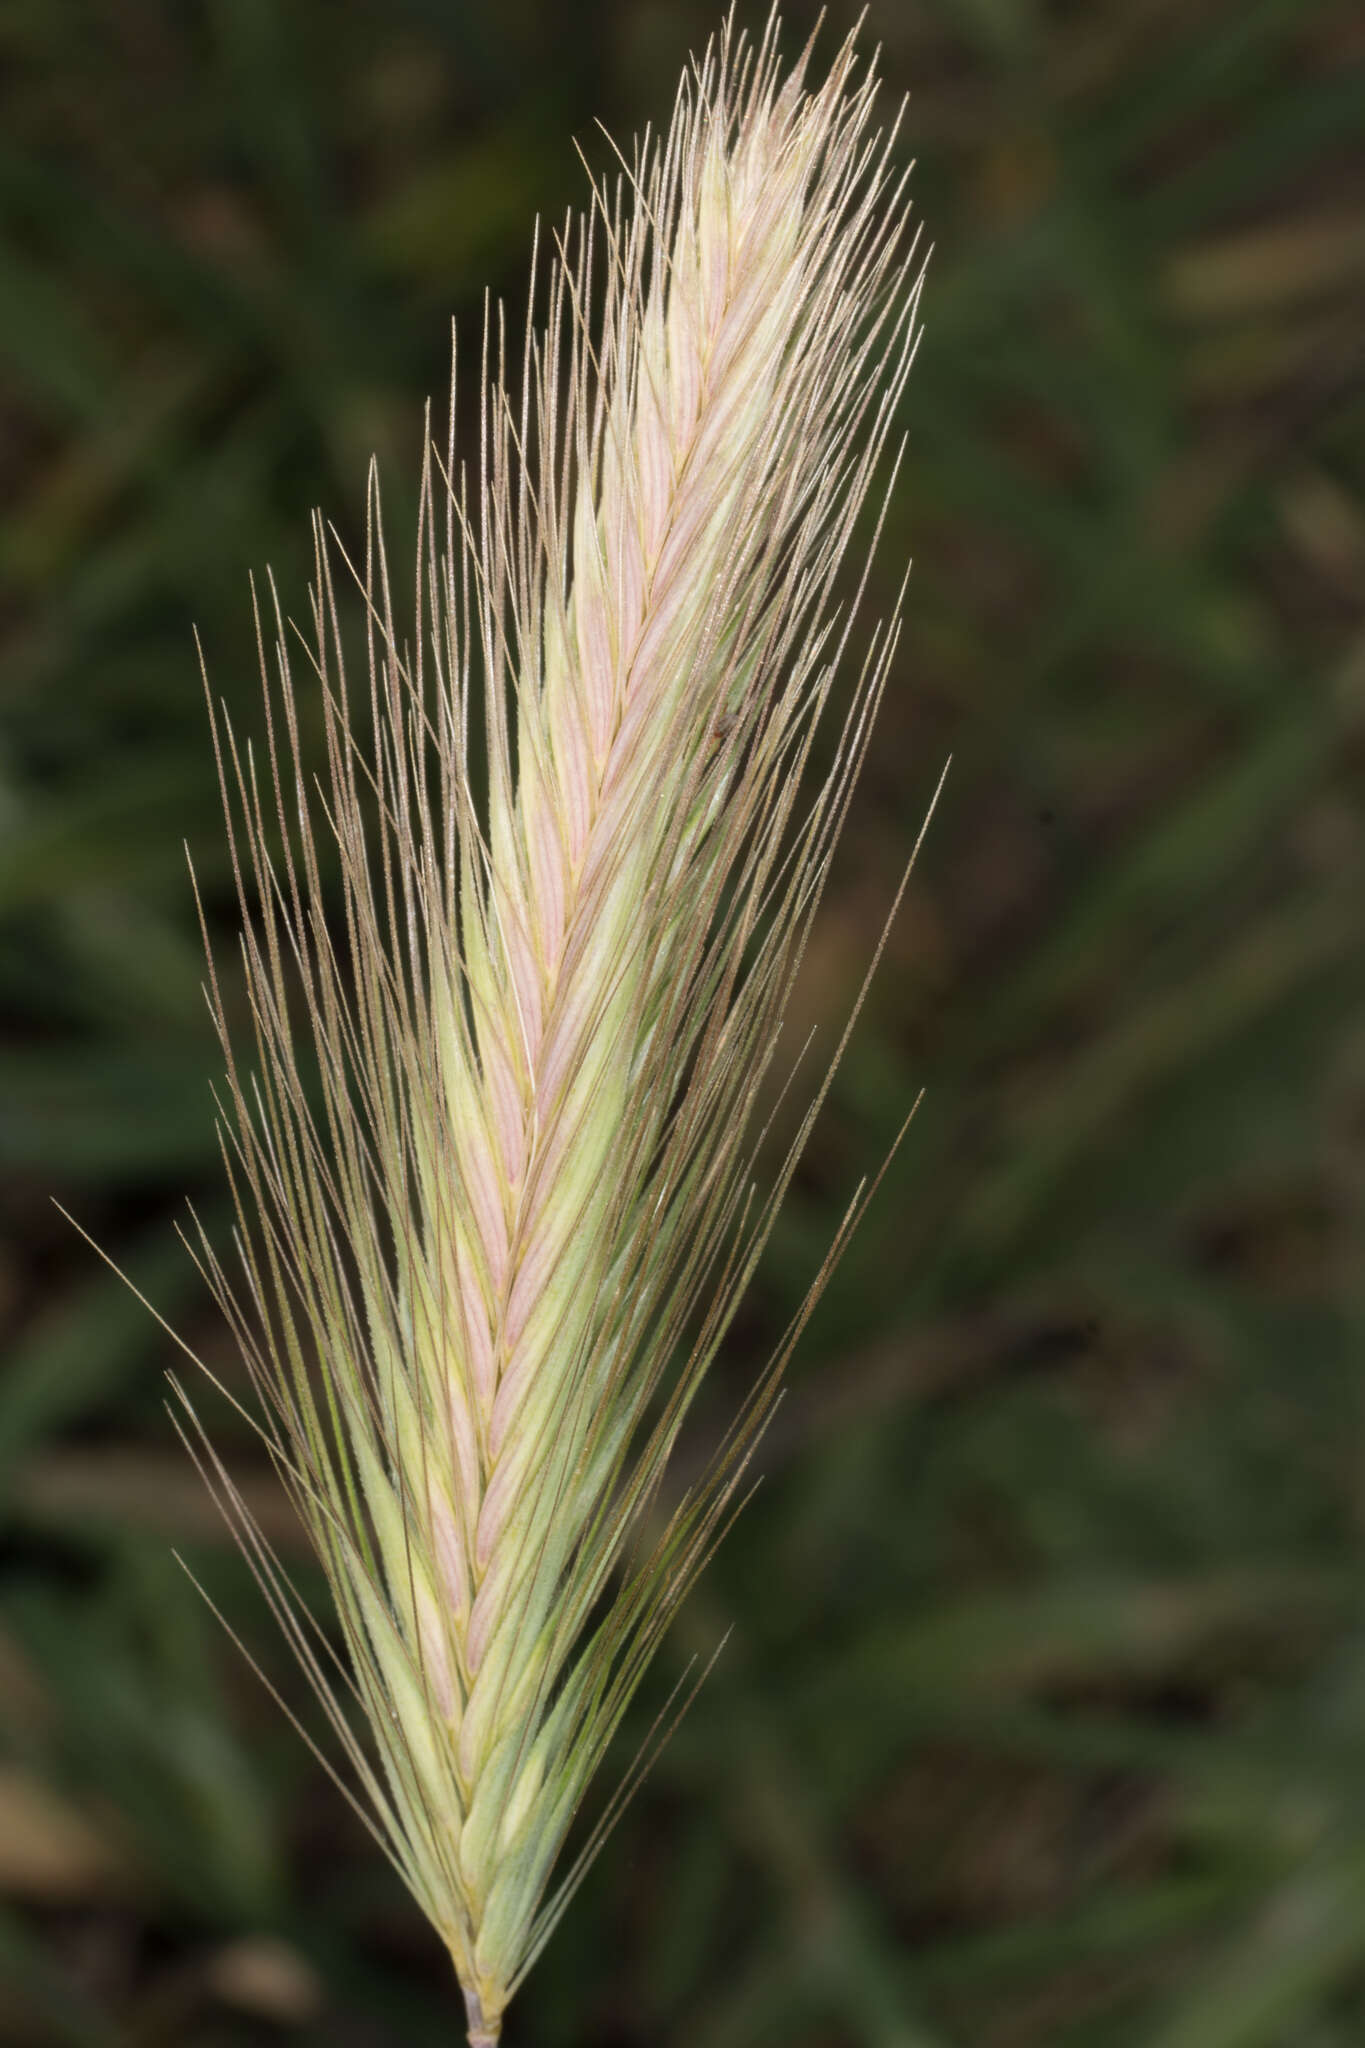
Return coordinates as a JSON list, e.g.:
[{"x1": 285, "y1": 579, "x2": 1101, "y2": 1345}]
[{"x1": 2, "y1": 0, "x2": 1364, "y2": 2042}]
